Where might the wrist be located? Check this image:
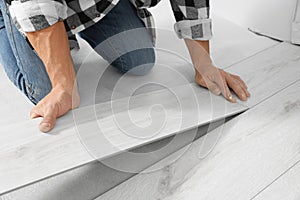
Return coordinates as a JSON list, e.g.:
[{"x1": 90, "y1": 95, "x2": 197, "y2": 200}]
[
  {"x1": 194, "y1": 63, "x2": 214, "y2": 75},
  {"x1": 52, "y1": 80, "x2": 77, "y2": 93},
  {"x1": 51, "y1": 74, "x2": 77, "y2": 93},
  {"x1": 50, "y1": 83, "x2": 80, "y2": 109},
  {"x1": 47, "y1": 63, "x2": 77, "y2": 91}
]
